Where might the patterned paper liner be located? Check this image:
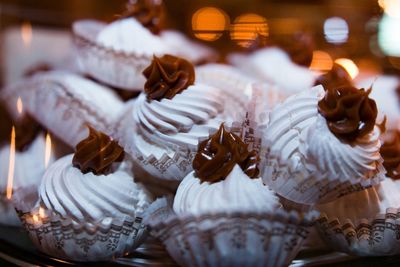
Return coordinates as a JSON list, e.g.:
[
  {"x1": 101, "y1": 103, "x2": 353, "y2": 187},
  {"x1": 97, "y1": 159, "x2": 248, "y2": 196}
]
[
  {"x1": 315, "y1": 208, "x2": 400, "y2": 256},
  {"x1": 145, "y1": 198, "x2": 318, "y2": 267},
  {"x1": 73, "y1": 20, "x2": 151, "y2": 91},
  {"x1": 1, "y1": 75, "x2": 120, "y2": 148},
  {"x1": 13, "y1": 188, "x2": 147, "y2": 262}
]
